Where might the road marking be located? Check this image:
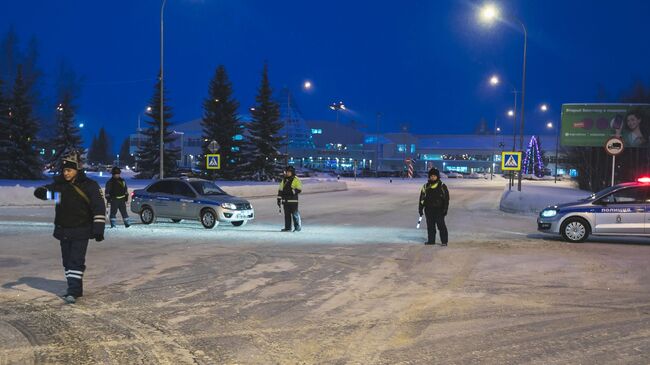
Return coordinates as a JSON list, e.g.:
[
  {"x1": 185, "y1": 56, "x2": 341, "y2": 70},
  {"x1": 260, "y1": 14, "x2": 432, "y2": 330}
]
[{"x1": 490, "y1": 229, "x2": 528, "y2": 236}]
